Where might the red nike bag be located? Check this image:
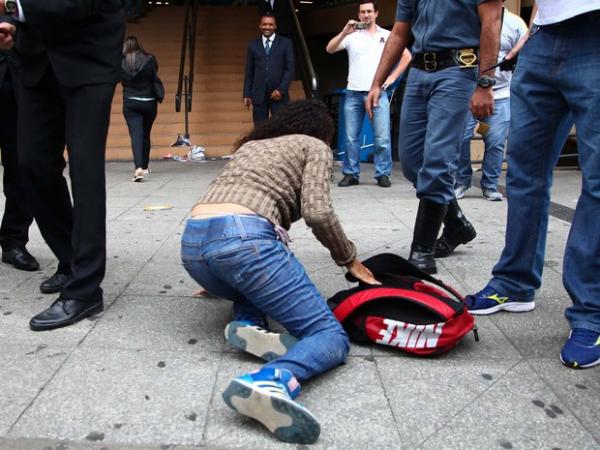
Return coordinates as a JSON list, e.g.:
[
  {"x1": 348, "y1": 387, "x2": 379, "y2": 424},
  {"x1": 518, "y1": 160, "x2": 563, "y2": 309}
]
[{"x1": 328, "y1": 254, "x2": 478, "y2": 355}]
